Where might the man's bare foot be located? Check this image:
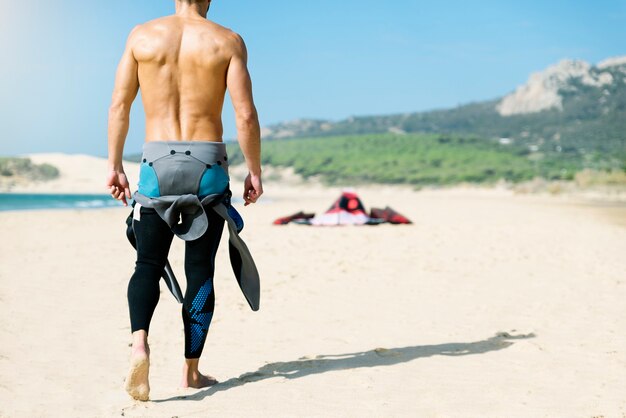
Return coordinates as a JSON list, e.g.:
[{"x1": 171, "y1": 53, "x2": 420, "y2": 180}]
[
  {"x1": 180, "y1": 363, "x2": 218, "y2": 389},
  {"x1": 125, "y1": 346, "x2": 150, "y2": 401}
]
